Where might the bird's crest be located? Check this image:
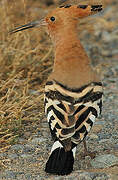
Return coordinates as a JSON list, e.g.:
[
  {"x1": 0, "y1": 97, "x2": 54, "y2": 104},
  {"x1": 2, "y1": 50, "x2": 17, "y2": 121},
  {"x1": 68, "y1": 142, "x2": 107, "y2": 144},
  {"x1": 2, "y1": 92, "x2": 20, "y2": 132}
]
[{"x1": 9, "y1": 4, "x2": 102, "y2": 34}]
